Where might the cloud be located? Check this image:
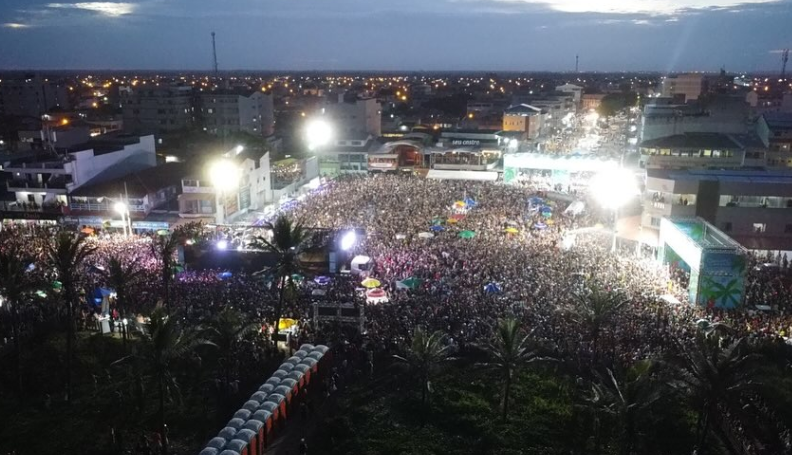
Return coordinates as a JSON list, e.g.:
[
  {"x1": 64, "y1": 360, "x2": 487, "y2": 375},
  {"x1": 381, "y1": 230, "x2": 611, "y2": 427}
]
[
  {"x1": 2, "y1": 23, "x2": 31, "y2": 28},
  {"x1": 46, "y1": 2, "x2": 136, "y2": 17},
  {"x1": 489, "y1": 0, "x2": 782, "y2": 15}
]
